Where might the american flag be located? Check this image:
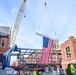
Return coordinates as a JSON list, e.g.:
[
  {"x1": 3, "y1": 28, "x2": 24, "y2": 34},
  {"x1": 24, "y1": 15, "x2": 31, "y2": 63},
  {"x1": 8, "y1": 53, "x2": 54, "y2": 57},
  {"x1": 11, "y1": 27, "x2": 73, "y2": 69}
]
[{"x1": 41, "y1": 37, "x2": 53, "y2": 64}]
